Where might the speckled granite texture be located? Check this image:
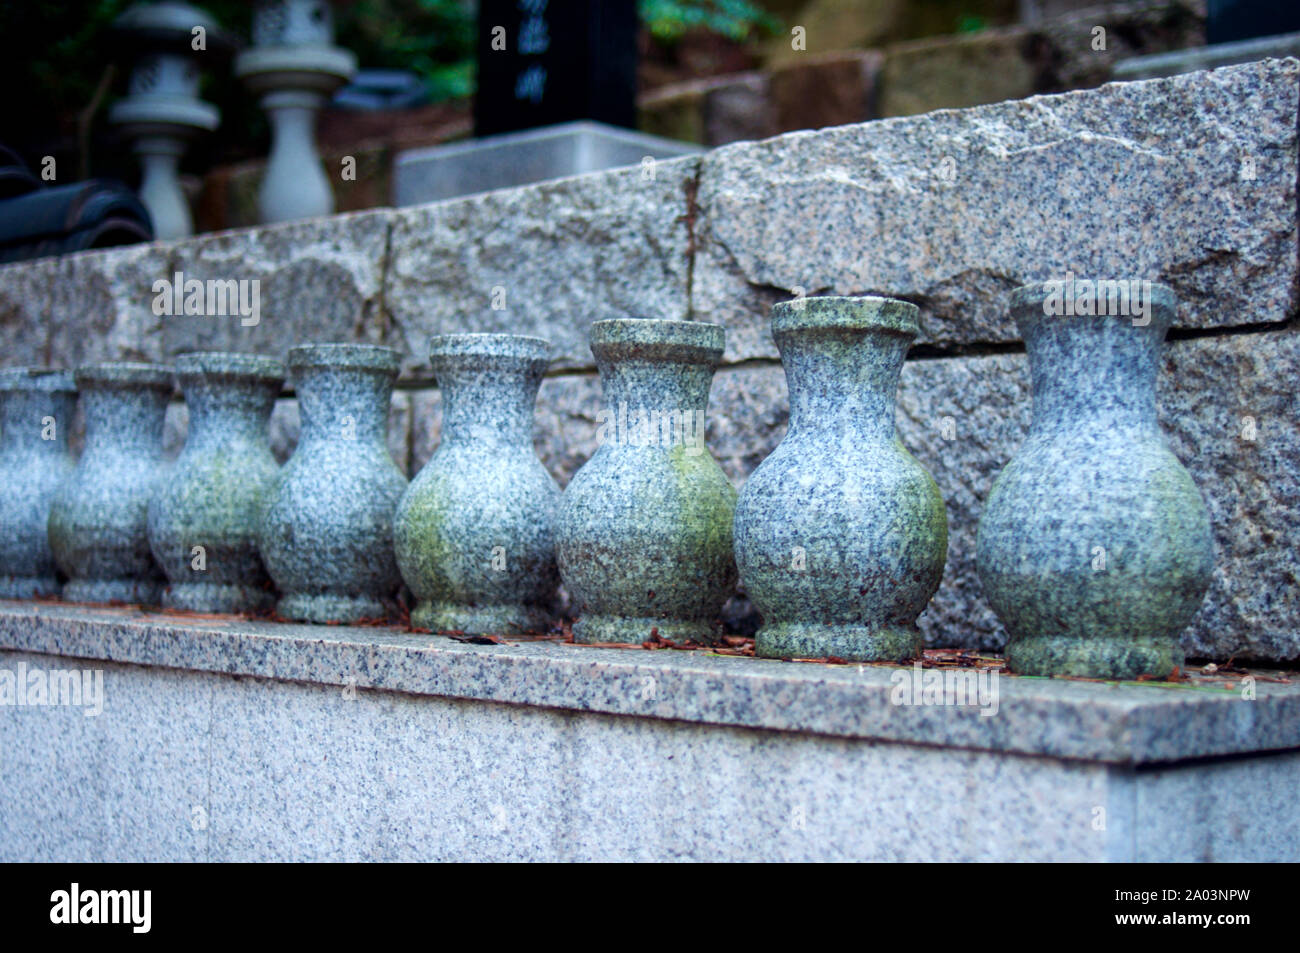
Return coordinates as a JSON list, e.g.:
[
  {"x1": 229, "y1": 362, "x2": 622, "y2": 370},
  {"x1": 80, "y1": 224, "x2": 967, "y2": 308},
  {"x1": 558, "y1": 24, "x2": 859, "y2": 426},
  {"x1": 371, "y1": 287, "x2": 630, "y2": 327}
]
[
  {"x1": 48, "y1": 364, "x2": 173, "y2": 606},
  {"x1": 384, "y1": 160, "x2": 699, "y2": 375},
  {"x1": 557, "y1": 320, "x2": 738, "y2": 645},
  {"x1": 735, "y1": 297, "x2": 947, "y2": 661},
  {"x1": 395, "y1": 335, "x2": 560, "y2": 635},
  {"x1": 2, "y1": 62, "x2": 1291, "y2": 370},
  {"x1": 258, "y1": 345, "x2": 407, "y2": 623},
  {"x1": 148, "y1": 353, "x2": 284, "y2": 613},
  {"x1": 978, "y1": 283, "x2": 1213, "y2": 678},
  {"x1": 1, "y1": 606, "x2": 1298, "y2": 860},
  {"x1": 0, "y1": 369, "x2": 77, "y2": 598},
  {"x1": 0, "y1": 59, "x2": 1296, "y2": 660},
  {"x1": 691, "y1": 59, "x2": 1299, "y2": 361},
  {"x1": 2, "y1": 602, "x2": 1297, "y2": 764}
]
